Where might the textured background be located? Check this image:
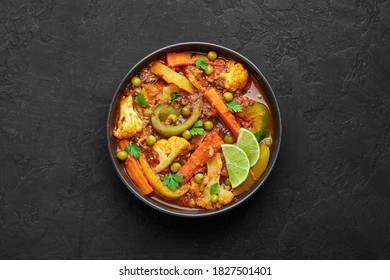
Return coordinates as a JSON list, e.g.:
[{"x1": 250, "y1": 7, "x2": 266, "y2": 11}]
[{"x1": 1, "y1": 0, "x2": 390, "y2": 259}]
